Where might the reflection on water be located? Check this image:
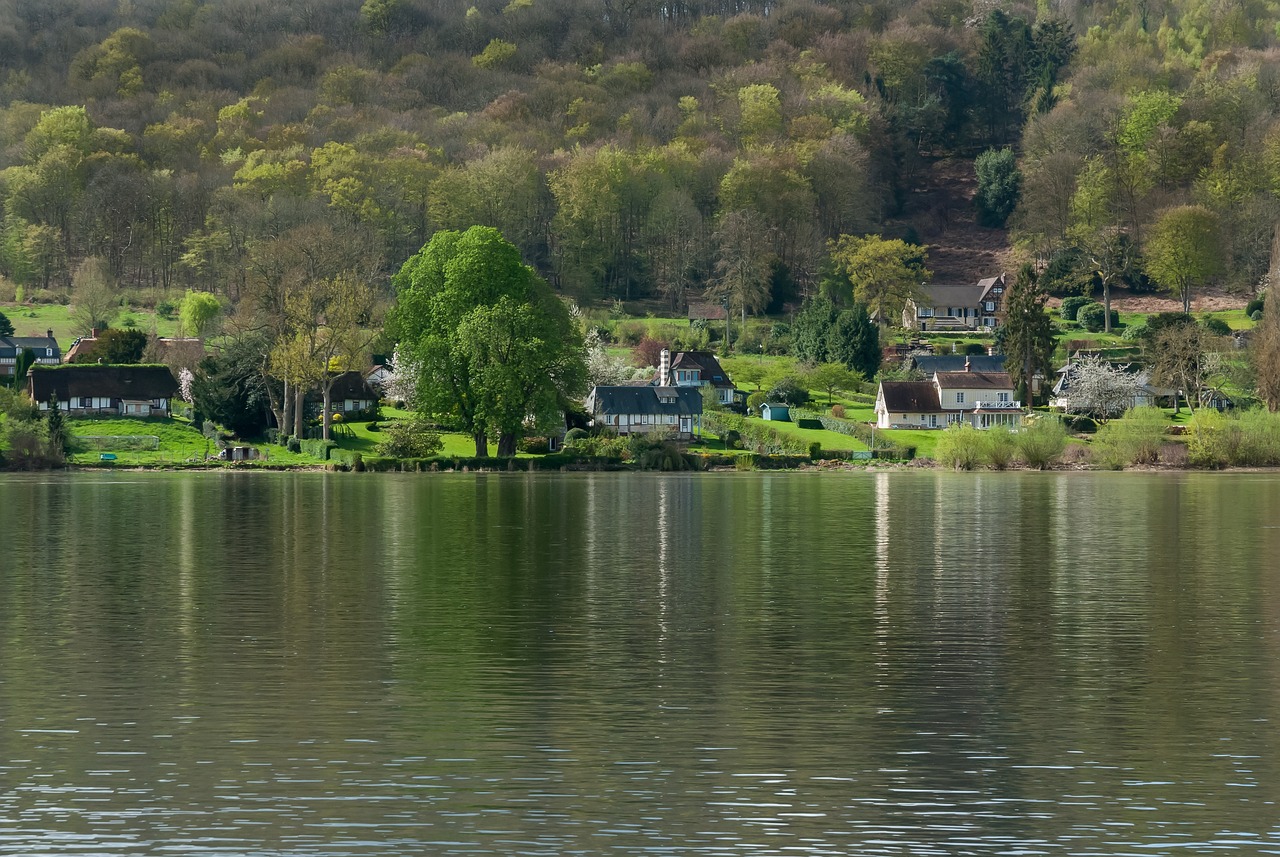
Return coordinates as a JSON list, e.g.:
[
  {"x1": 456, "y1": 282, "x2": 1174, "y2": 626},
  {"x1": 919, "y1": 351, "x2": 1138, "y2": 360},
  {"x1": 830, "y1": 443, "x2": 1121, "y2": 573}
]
[{"x1": 1, "y1": 471, "x2": 1279, "y2": 855}]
